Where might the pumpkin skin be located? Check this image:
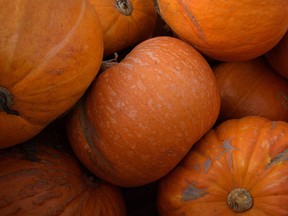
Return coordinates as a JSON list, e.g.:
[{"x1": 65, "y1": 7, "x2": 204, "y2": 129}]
[
  {"x1": 0, "y1": 138, "x2": 126, "y2": 216},
  {"x1": 214, "y1": 57, "x2": 288, "y2": 123},
  {"x1": 156, "y1": 0, "x2": 288, "y2": 61},
  {"x1": 158, "y1": 116, "x2": 288, "y2": 216},
  {"x1": 265, "y1": 31, "x2": 288, "y2": 79},
  {"x1": 0, "y1": 0, "x2": 103, "y2": 148},
  {"x1": 66, "y1": 36, "x2": 220, "y2": 187},
  {"x1": 88, "y1": 0, "x2": 157, "y2": 57}
]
